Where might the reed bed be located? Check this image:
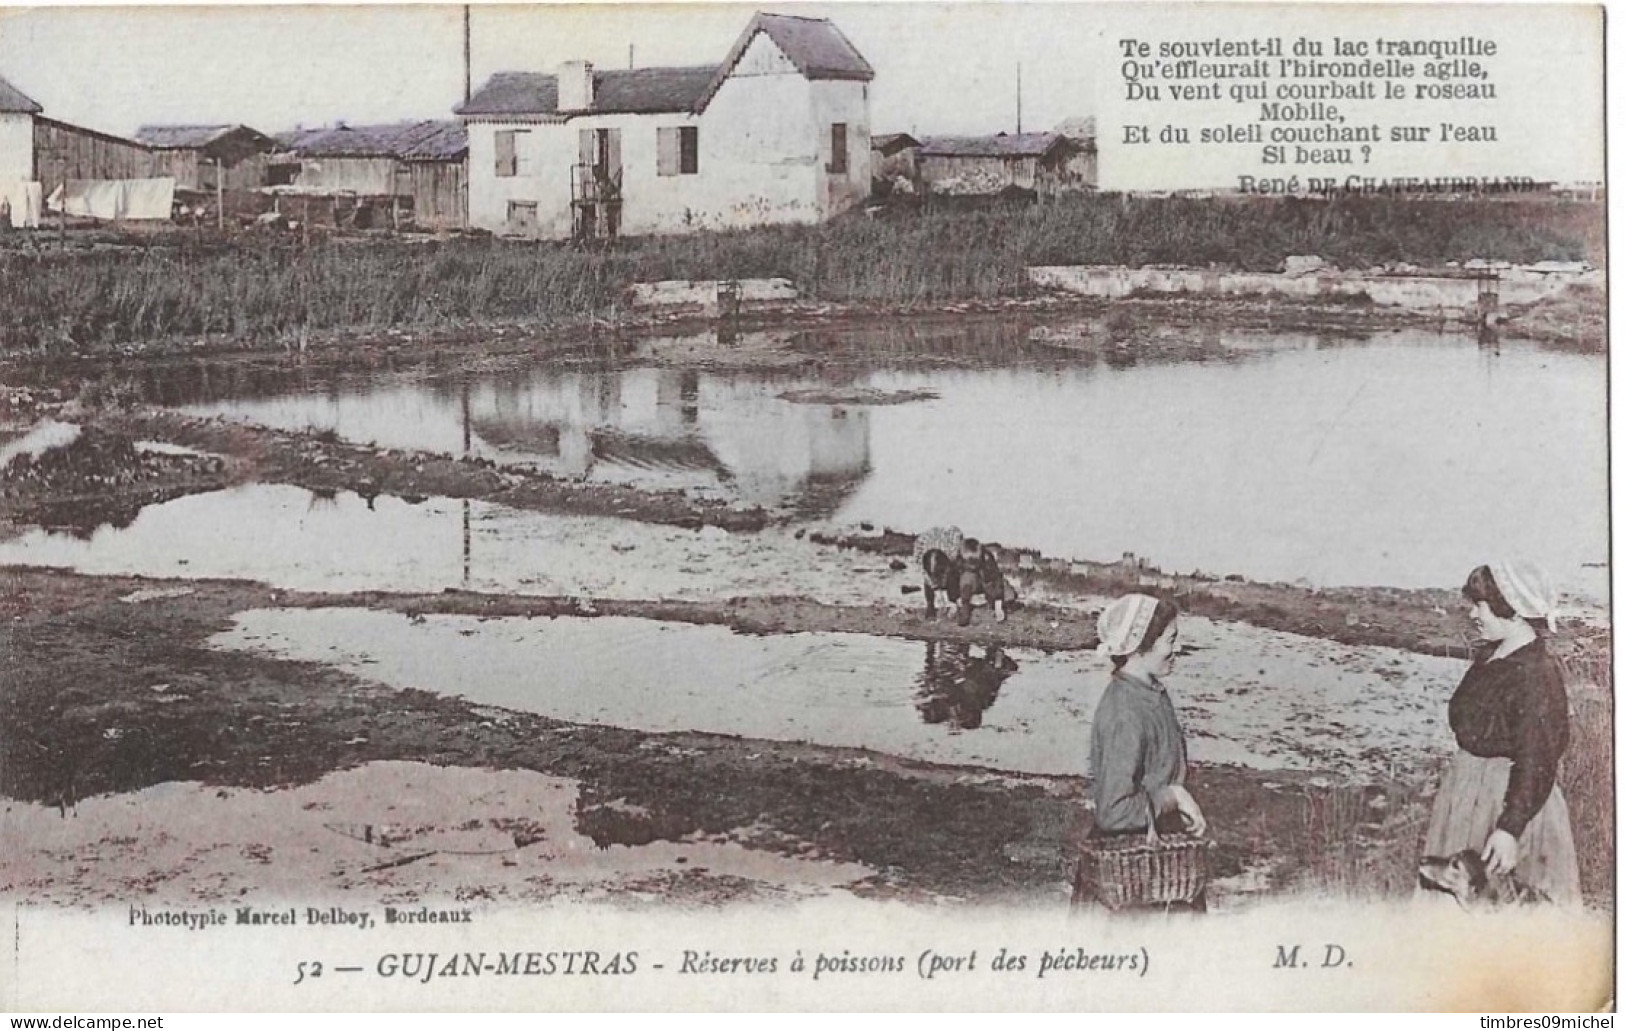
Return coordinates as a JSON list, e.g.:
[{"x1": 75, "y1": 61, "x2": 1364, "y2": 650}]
[{"x1": 0, "y1": 194, "x2": 1599, "y2": 354}]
